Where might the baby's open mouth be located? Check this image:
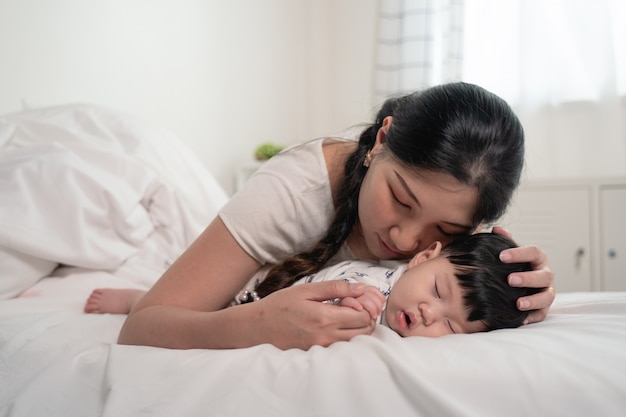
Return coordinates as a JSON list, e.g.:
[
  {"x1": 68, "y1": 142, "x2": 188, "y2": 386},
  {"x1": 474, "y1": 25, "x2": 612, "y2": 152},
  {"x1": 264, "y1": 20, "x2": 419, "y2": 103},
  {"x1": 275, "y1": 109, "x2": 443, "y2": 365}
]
[{"x1": 396, "y1": 311, "x2": 415, "y2": 331}]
